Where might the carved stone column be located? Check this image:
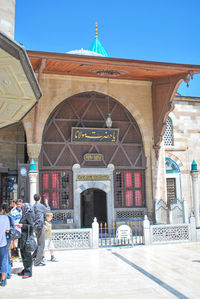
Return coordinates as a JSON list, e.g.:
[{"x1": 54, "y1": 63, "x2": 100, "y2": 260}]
[
  {"x1": 27, "y1": 143, "x2": 41, "y2": 193},
  {"x1": 28, "y1": 159, "x2": 38, "y2": 206},
  {"x1": 27, "y1": 143, "x2": 41, "y2": 161}
]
